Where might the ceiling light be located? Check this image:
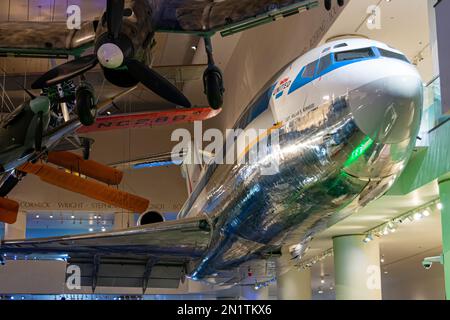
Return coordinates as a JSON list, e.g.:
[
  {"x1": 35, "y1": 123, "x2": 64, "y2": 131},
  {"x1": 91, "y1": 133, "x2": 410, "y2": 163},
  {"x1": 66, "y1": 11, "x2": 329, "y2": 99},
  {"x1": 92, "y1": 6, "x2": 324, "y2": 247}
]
[
  {"x1": 363, "y1": 234, "x2": 373, "y2": 243},
  {"x1": 318, "y1": 290, "x2": 323, "y2": 294},
  {"x1": 49, "y1": 215, "x2": 53, "y2": 219},
  {"x1": 89, "y1": 228, "x2": 94, "y2": 232},
  {"x1": 106, "y1": 111, "x2": 111, "y2": 115},
  {"x1": 191, "y1": 45, "x2": 198, "y2": 51},
  {"x1": 423, "y1": 209, "x2": 431, "y2": 217},
  {"x1": 321, "y1": 278, "x2": 325, "y2": 284},
  {"x1": 71, "y1": 215, "x2": 75, "y2": 219},
  {"x1": 437, "y1": 203, "x2": 443, "y2": 210},
  {"x1": 413, "y1": 212, "x2": 423, "y2": 221},
  {"x1": 35, "y1": 215, "x2": 40, "y2": 219}
]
